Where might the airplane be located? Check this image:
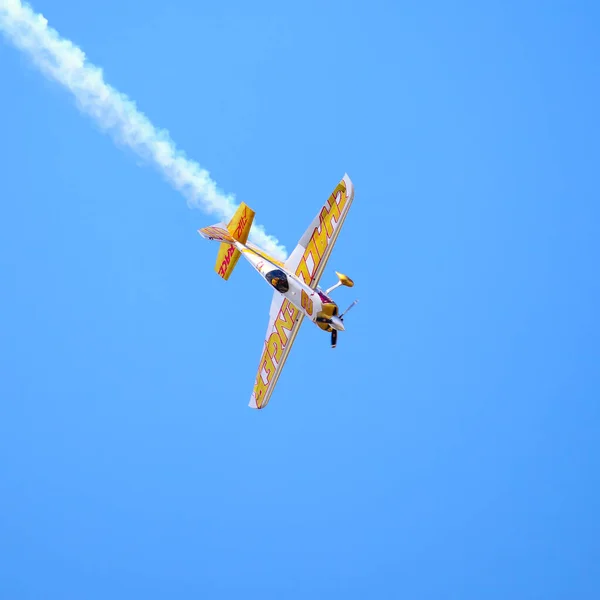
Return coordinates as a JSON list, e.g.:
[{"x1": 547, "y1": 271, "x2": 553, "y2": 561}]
[{"x1": 198, "y1": 174, "x2": 357, "y2": 409}]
